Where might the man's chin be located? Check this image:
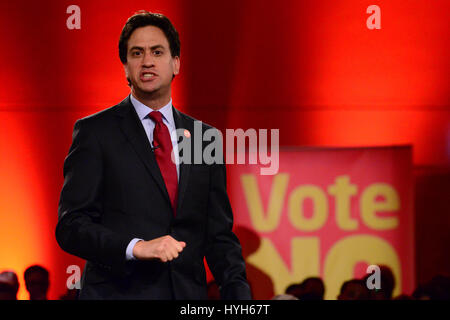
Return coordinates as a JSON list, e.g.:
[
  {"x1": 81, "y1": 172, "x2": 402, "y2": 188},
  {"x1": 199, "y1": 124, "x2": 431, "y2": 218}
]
[{"x1": 133, "y1": 85, "x2": 160, "y2": 96}]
